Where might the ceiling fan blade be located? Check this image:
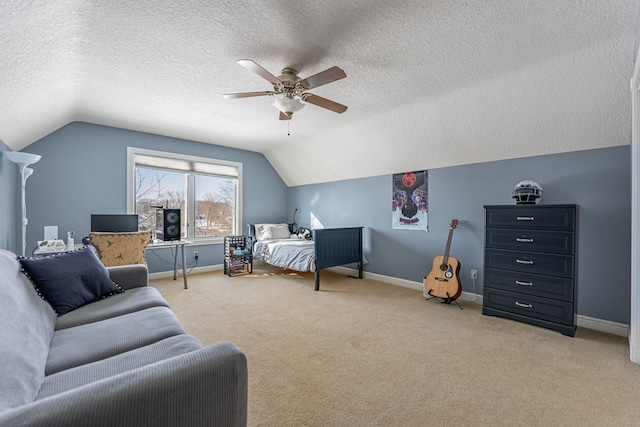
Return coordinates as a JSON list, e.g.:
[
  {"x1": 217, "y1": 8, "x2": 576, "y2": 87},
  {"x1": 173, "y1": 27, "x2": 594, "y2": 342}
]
[
  {"x1": 303, "y1": 94, "x2": 348, "y2": 114},
  {"x1": 237, "y1": 59, "x2": 282, "y2": 85},
  {"x1": 279, "y1": 111, "x2": 292, "y2": 121},
  {"x1": 299, "y1": 66, "x2": 346, "y2": 89},
  {"x1": 222, "y1": 91, "x2": 275, "y2": 99}
]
